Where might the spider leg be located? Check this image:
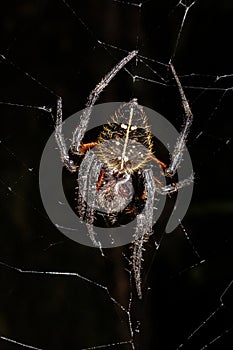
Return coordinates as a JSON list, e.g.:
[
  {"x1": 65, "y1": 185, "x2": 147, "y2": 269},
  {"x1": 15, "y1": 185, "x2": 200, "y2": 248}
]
[
  {"x1": 71, "y1": 50, "x2": 138, "y2": 153},
  {"x1": 79, "y1": 142, "x2": 98, "y2": 155},
  {"x1": 149, "y1": 155, "x2": 167, "y2": 172},
  {"x1": 166, "y1": 64, "x2": 193, "y2": 177},
  {"x1": 55, "y1": 51, "x2": 137, "y2": 170},
  {"x1": 132, "y1": 168, "x2": 155, "y2": 299},
  {"x1": 78, "y1": 151, "x2": 103, "y2": 247},
  {"x1": 154, "y1": 174, "x2": 194, "y2": 195},
  {"x1": 55, "y1": 97, "x2": 77, "y2": 172},
  {"x1": 86, "y1": 159, "x2": 104, "y2": 248},
  {"x1": 76, "y1": 151, "x2": 96, "y2": 220}
]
